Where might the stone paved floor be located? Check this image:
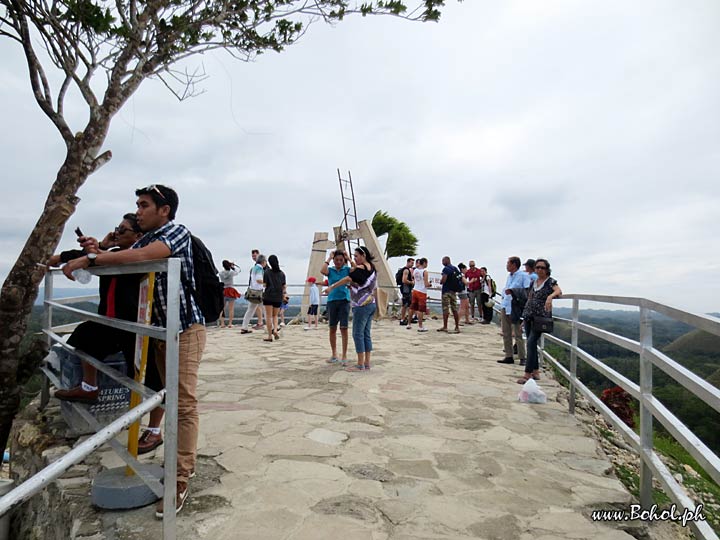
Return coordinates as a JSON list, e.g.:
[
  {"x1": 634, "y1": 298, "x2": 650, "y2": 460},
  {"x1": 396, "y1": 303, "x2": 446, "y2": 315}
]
[{"x1": 107, "y1": 319, "x2": 642, "y2": 540}]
